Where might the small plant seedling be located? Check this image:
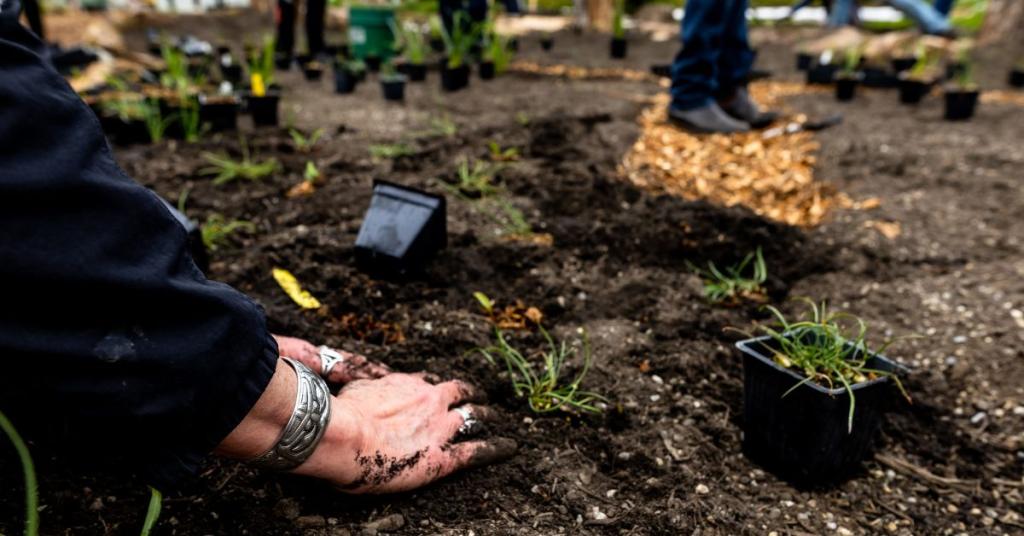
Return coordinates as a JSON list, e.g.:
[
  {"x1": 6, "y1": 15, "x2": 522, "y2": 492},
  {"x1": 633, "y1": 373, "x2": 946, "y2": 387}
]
[
  {"x1": 143, "y1": 99, "x2": 175, "y2": 143},
  {"x1": 440, "y1": 11, "x2": 480, "y2": 69},
  {"x1": 248, "y1": 34, "x2": 276, "y2": 90},
  {"x1": 428, "y1": 114, "x2": 458, "y2": 138},
  {"x1": 289, "y1": 127, "x2": 324, "y2": 153},
  {"x1": 477, "y1": 326, "x2": 605, "y2": 415},
  {"x1": 450, "y1": 158, "x2": 500, "y2": 198},
  {"x1": 303, "y1": 161, "x2": 321, "y2": 183},
  {"x1": 840, "y1": 47, "x2": 862, "y2": 76},
  {"x1": 390, "y1": 19, "x2": 428, "y2": 65},
  {"x1": 515, "y1": 111, "x2": 530, "y2": 126},
  {"x1": 201, "y1": 213, "x2": 254, "y2": 251},
  {"x1": 179, "y1": 98, "x2": 208, "y2": 143},
  {"x1": 753, "y1": 299, "x2": 911, "y2": 433},
  {"x1": 487, "y1": 141, "x2": 520, "y2": 162},
  {"x1": 493, "y1": 198, "x2": 534, "y2": 237},
  {"x1": 369, "y1": 143, "x2": 416, "y2": 159},
  {"x1": 474, "y1": 291, "x2": 543, "y2": 330},
  {"x1": 688, "y1": 248, "x2": 768, "y2": 305},
  {"x1": 200, "y1": 138, "x2": 280, "y2": 185},
  {"x1": 481, "y1": 18, "x2": 514, "y2": 73},
  {"x1": 0, "y1": 409, "x2": 39, "y2": 536},
  {"x1": 612, "y1": 0, "x2": 626, "y2": 40},
  {"x1": 907, "y1": 45, "x2": 941, "y2": 81}
]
